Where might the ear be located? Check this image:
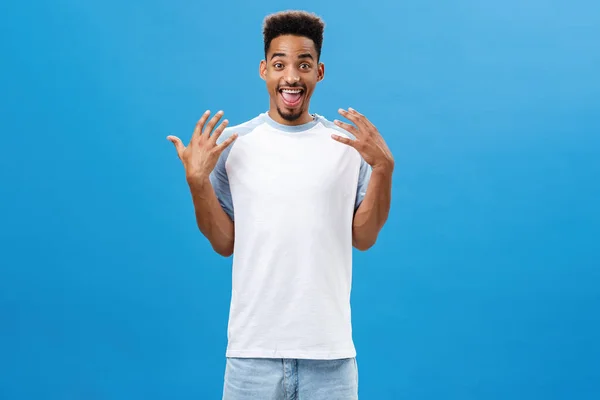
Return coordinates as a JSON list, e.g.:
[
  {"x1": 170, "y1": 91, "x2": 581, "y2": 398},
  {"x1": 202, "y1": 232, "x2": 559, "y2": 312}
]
[
  {"x1": 317, "y1": 62, "x2": 325, "y2": 82},
  {"x1": 259, "y1": 60, "x2": 267, "y2": 81}
]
